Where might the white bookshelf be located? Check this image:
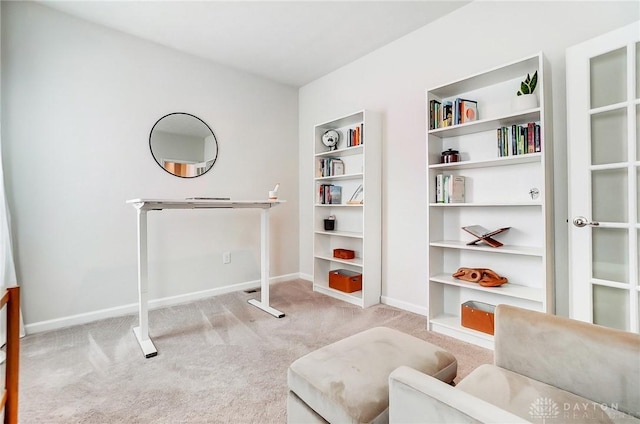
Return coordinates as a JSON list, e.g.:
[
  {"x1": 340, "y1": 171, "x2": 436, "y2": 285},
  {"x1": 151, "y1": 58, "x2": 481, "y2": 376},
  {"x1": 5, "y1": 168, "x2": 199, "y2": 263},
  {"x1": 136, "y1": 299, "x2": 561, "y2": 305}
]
[
  {"x1": 312, "y1": 110, "x2": 381, "y2": 308},
  {"x1": 426, "y1": 53, "x2": 554, "y2": 349}
]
